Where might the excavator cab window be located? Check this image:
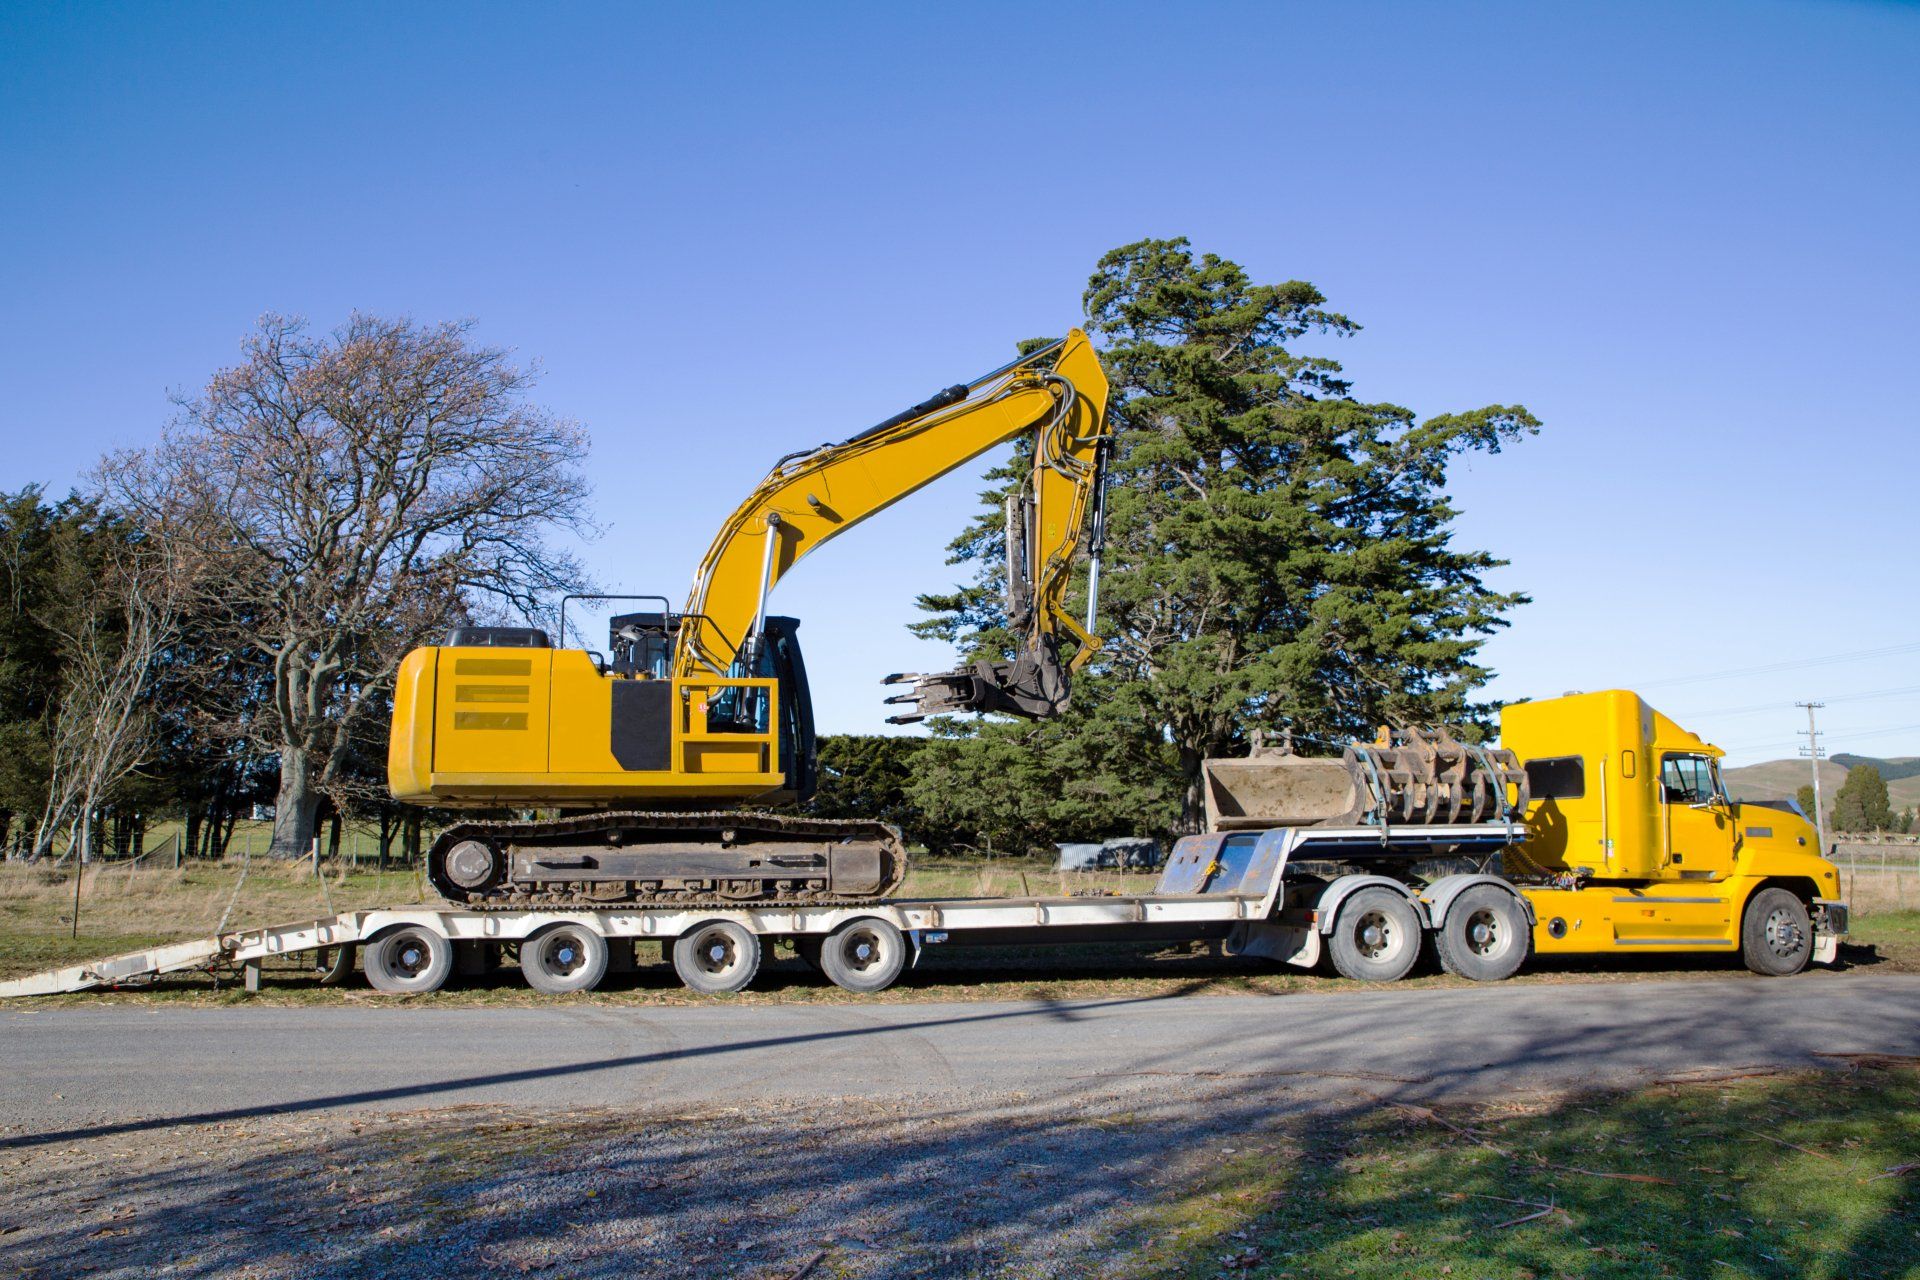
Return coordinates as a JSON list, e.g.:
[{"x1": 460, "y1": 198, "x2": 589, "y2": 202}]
[{"x1": 610, "y1": 612, "x2": 676, "y2": 679}]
